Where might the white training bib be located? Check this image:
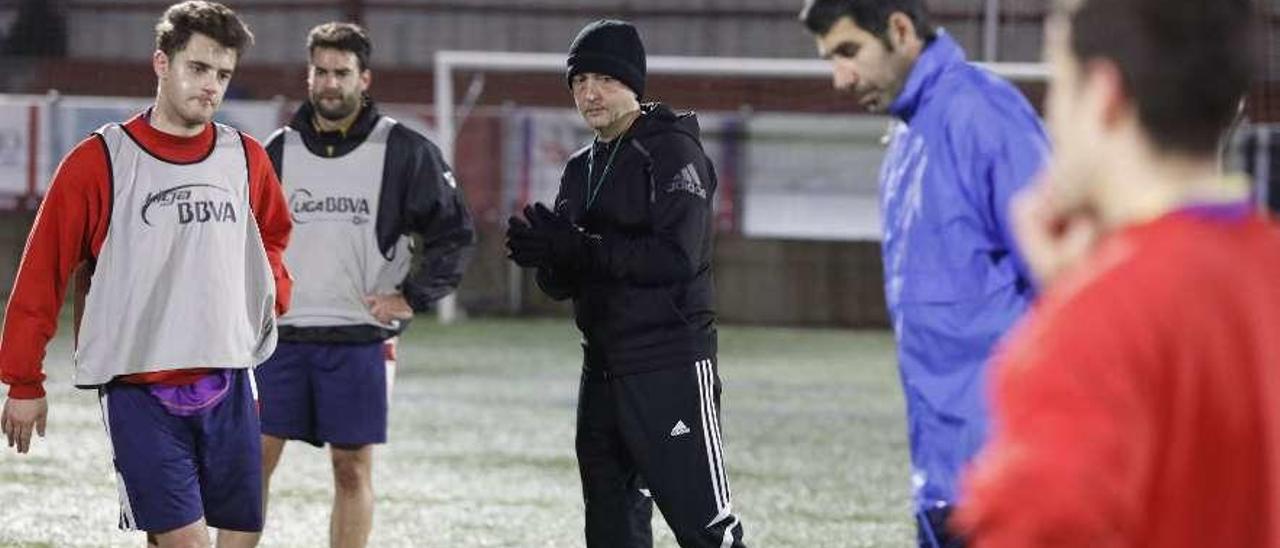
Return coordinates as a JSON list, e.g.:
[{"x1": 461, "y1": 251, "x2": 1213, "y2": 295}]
[
  {"x1": 277, "y1": 116, "x2": 412, "y2": 329},
  {"x1": 74, "y1": 122, "x2": 277, "y2": 386}
]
